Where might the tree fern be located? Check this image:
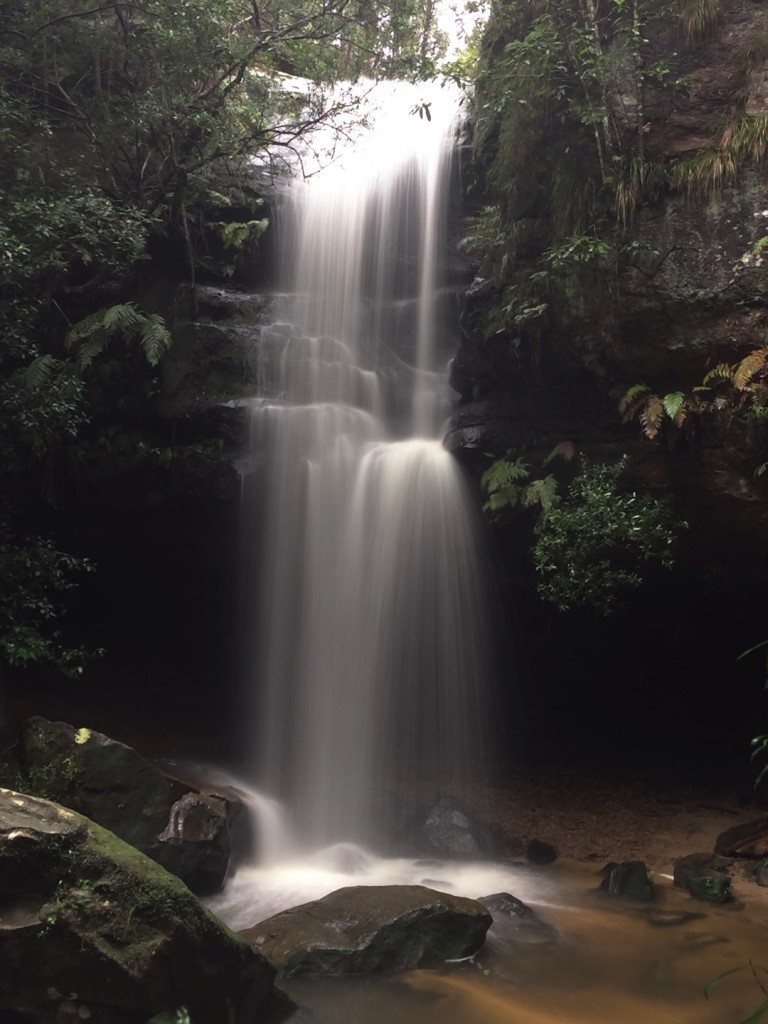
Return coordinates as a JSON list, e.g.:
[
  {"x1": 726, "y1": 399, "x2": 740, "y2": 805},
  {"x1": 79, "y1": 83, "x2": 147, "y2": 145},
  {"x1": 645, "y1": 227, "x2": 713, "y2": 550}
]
[{"x1": 66, "y1": 303, "x2": 172, "y2": 371}]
